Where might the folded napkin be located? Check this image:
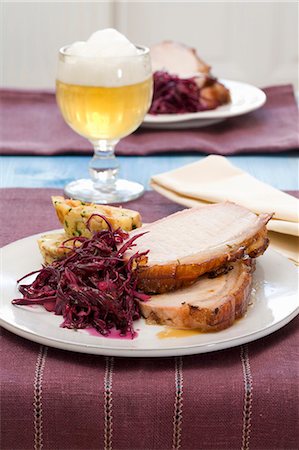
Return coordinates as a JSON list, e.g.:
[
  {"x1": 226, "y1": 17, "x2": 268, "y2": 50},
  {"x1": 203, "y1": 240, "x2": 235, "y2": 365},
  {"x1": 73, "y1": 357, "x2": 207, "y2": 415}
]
[
  {"x1": 151, "y1": 155, "x2": 299, "y2": 262},
  {"x1": 0, "y1": 85, "x2": 298, "y2": 156}
]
